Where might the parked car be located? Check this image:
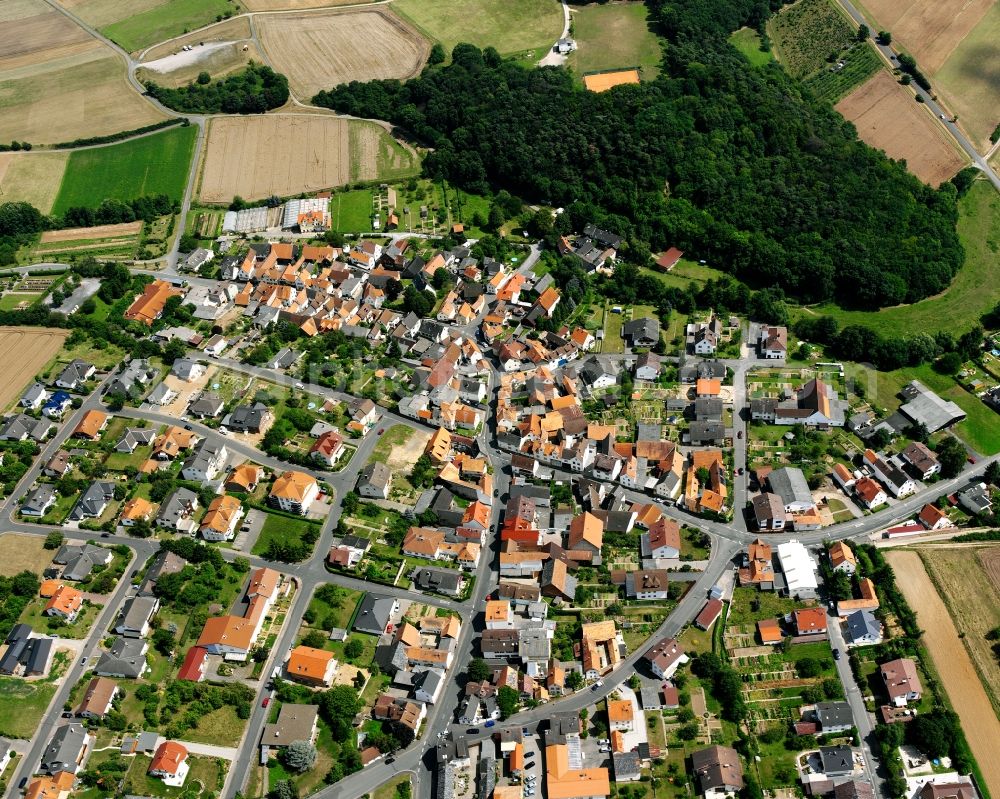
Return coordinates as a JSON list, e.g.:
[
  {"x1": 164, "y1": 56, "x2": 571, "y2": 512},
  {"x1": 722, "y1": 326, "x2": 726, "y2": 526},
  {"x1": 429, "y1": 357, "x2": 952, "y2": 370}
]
[
  {"x1": 467, "y1": 728, "x2": 480, "y2": 734},
  {"x1": 262, "y1": 697, "x2": 270, "y2": 708},
  {"x1": 485, "y1": 720, "x2": 496, "y2": 728},
  {"x1": 832, "y1": 648, "x2": 841, "y2": 661}
]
